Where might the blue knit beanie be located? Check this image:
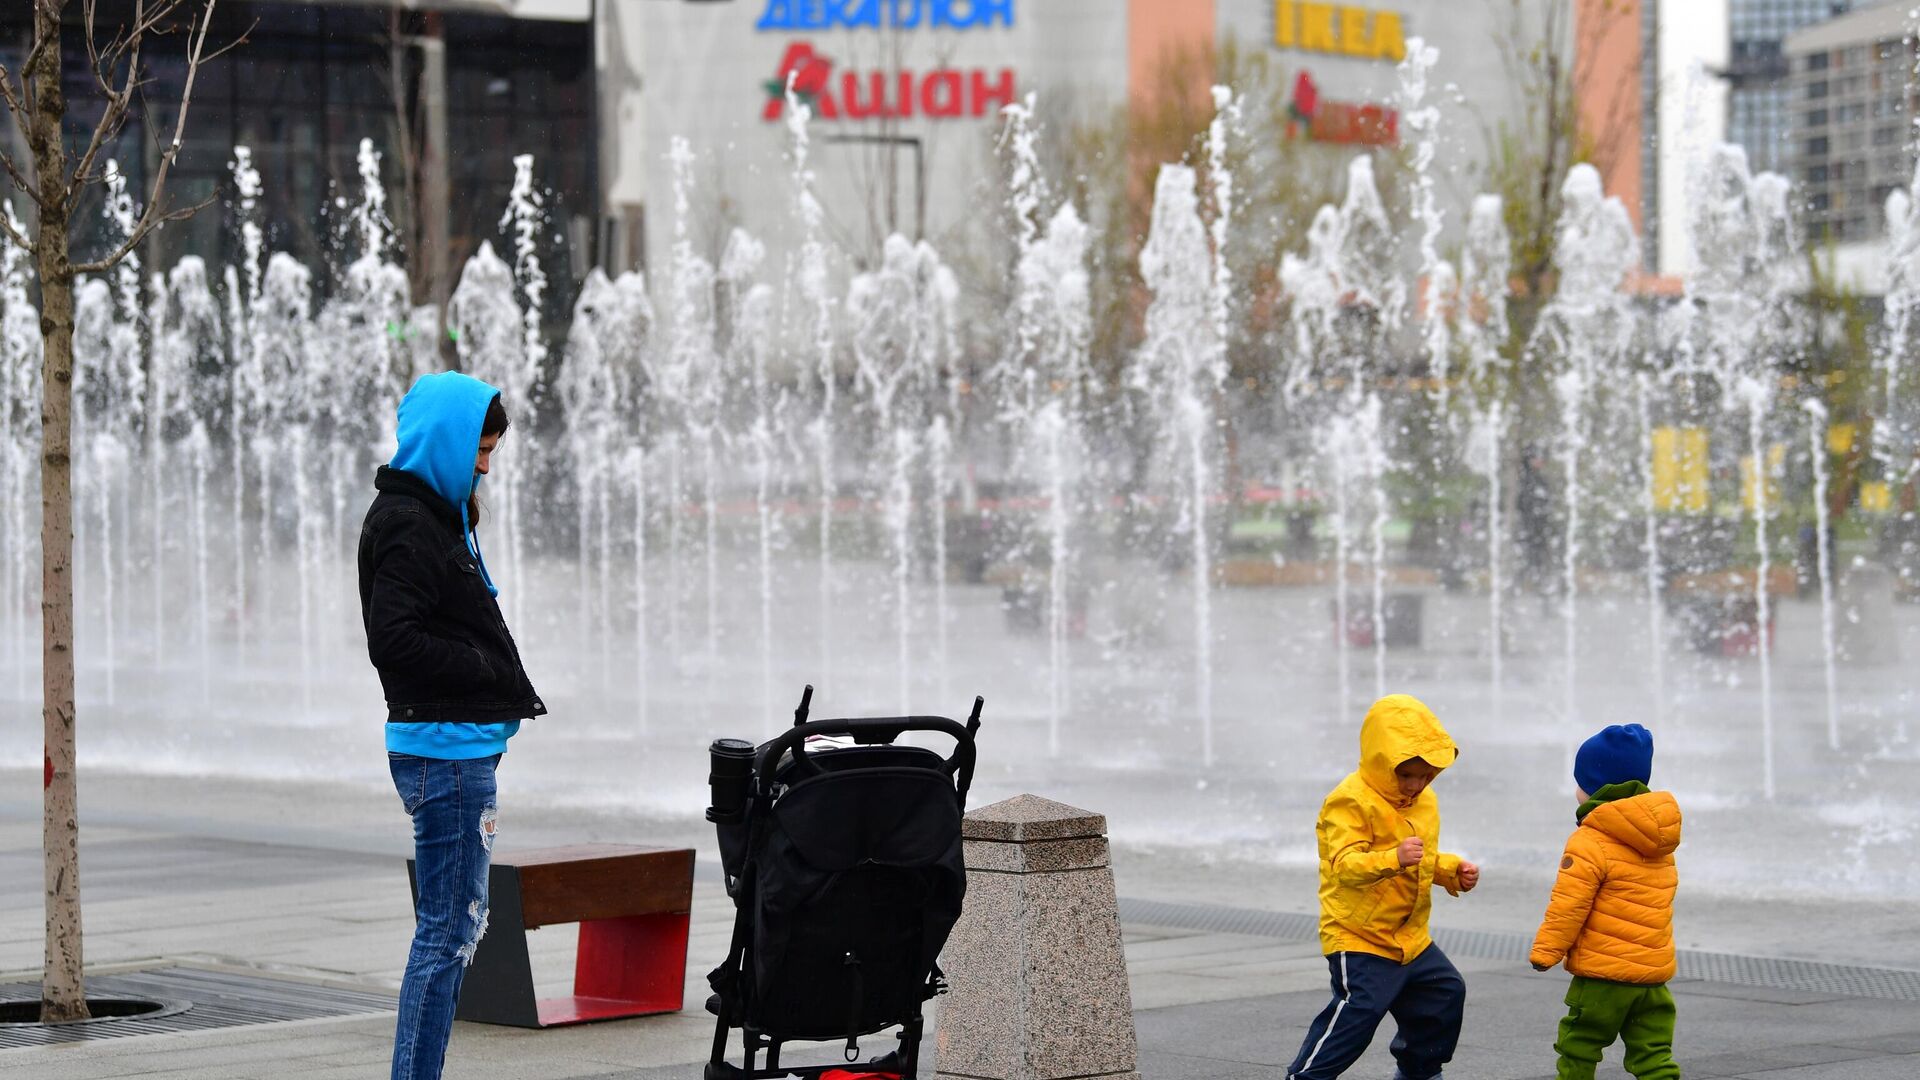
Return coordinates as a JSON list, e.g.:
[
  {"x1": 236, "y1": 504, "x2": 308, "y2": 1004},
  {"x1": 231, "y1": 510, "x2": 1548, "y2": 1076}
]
[{"x1": 1574, "y1": 724, "x2": 1654, "y2": 795}]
